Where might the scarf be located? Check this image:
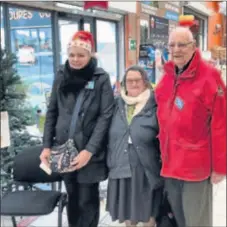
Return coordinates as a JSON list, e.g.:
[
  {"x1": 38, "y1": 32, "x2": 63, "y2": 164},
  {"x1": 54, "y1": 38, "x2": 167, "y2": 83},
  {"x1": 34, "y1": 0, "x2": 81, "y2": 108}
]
[
  {"x1": 121, "y1": 88, "x2": 151, "y2": 123},
  {"x1": 60, "y1": 57, "x2": 97, "y2": 93}
]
